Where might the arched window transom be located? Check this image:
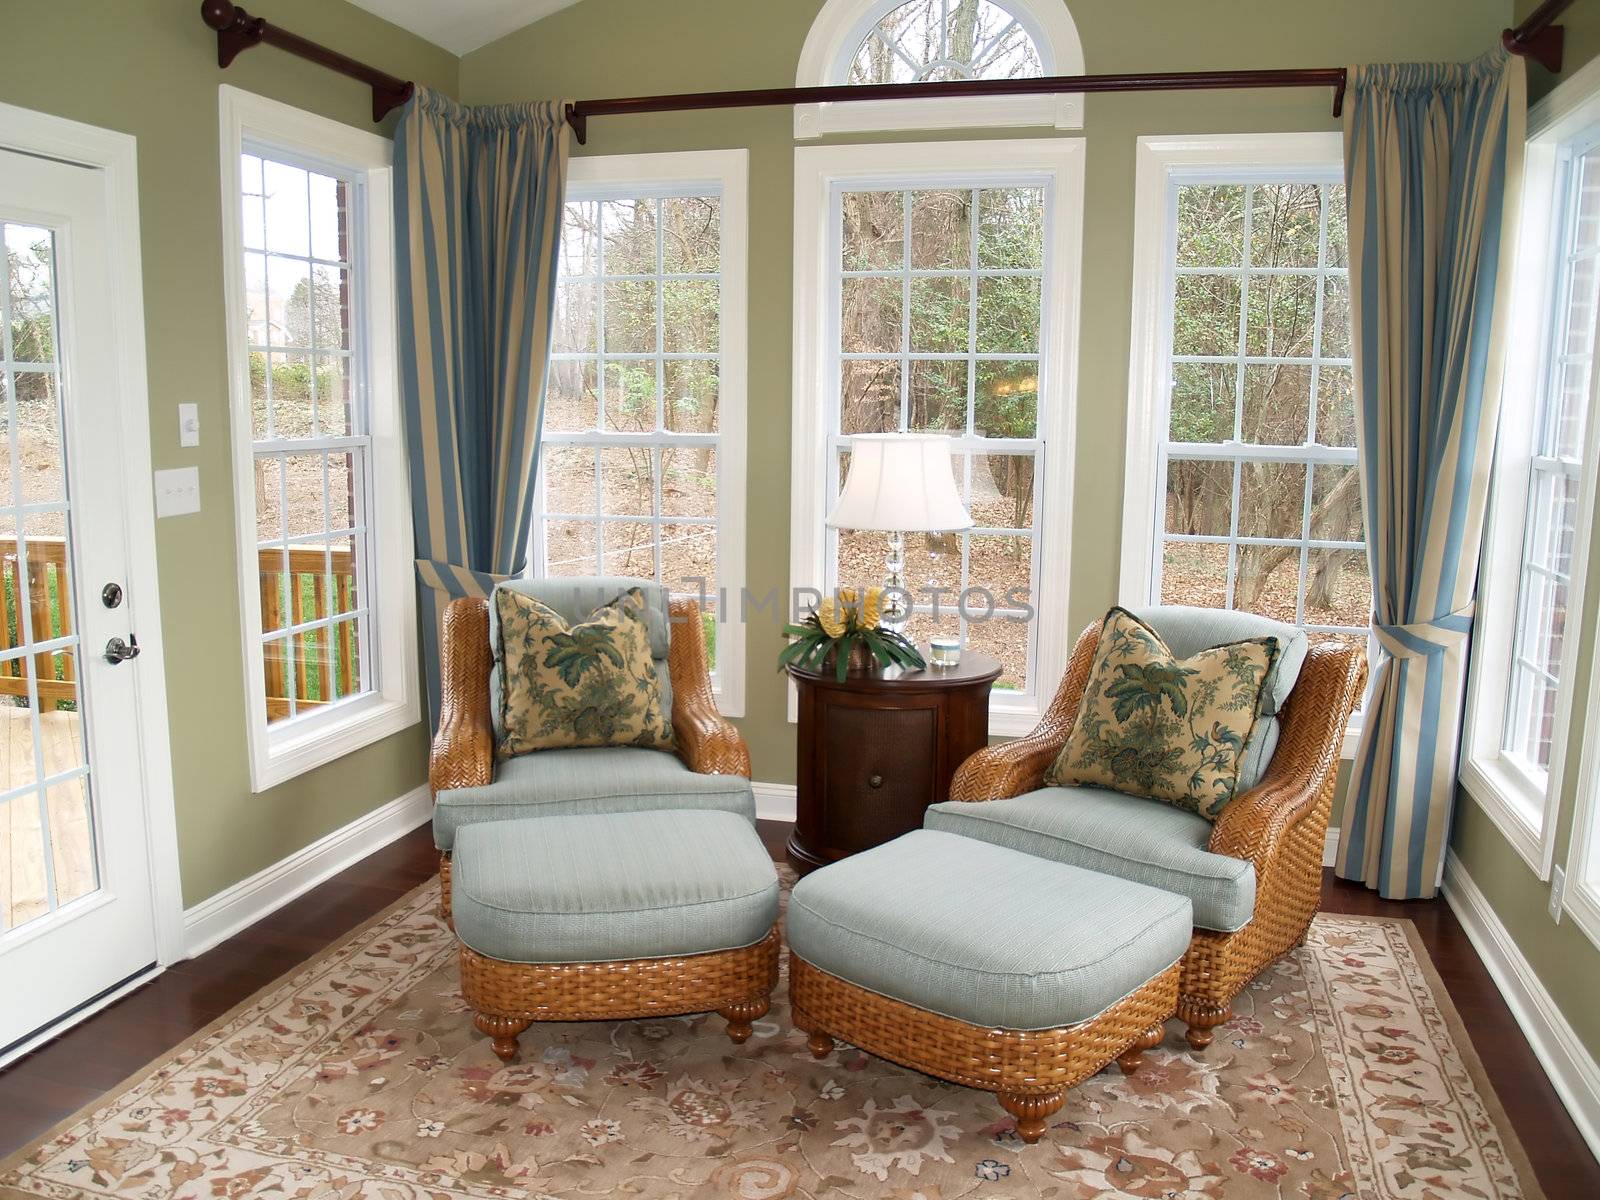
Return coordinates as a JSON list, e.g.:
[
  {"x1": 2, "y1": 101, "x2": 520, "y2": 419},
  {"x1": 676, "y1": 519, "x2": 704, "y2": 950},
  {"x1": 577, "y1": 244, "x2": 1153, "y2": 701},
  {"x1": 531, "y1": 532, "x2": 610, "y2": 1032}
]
[{"x1": 845, "y1": 0, "x2": 1047, "y2": 86}]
